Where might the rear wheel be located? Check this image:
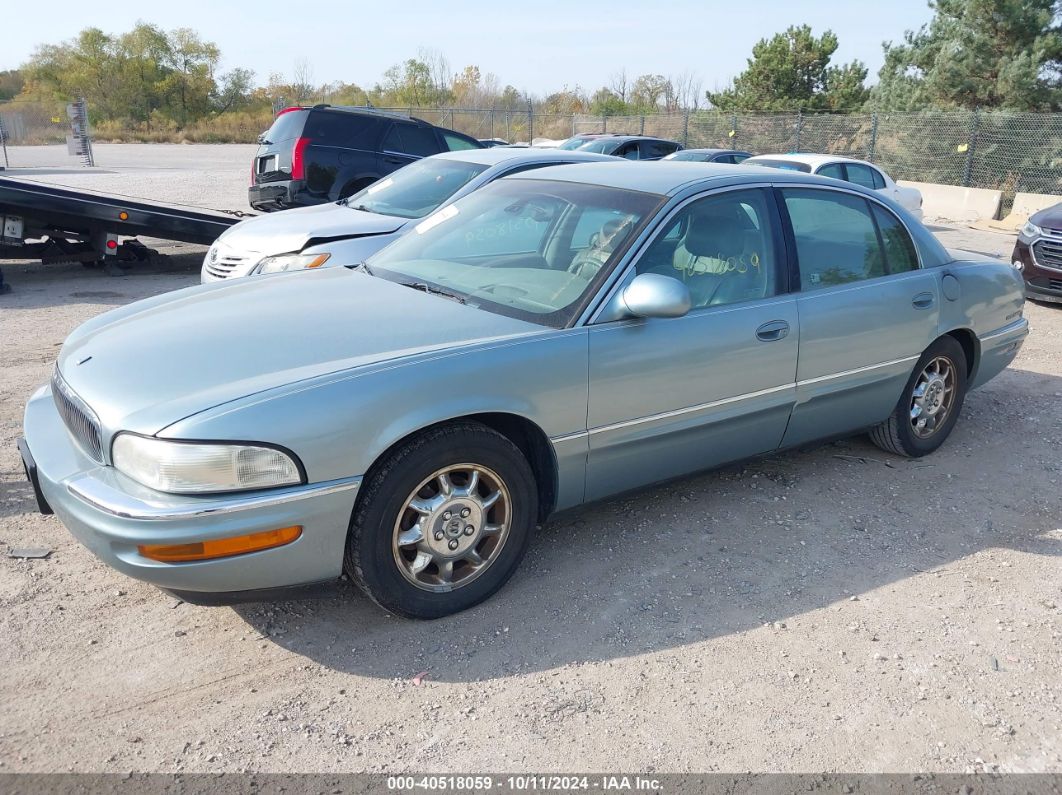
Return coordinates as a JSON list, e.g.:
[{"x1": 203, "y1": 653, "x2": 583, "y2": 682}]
[
  {"x1": 869, "y1": 336, "x2": 968, "y2": 457},
  {"x1": 345, "y1": 422, "x2": 537, "y2": 619}
]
